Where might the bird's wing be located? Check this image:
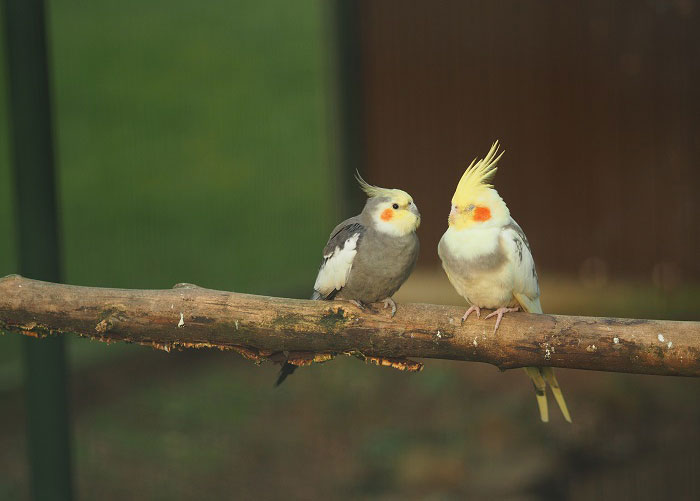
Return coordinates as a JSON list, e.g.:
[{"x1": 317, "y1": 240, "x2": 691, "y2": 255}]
[
  {"x1": 312, "y1": 221, "x2": 366, "y2": 300},
  {"x1": 501, "y1": 219, "x2": 542, "y2": 314},
  {"x1": 504, "y1": 220, "x2": 572, "y2": 422}
]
